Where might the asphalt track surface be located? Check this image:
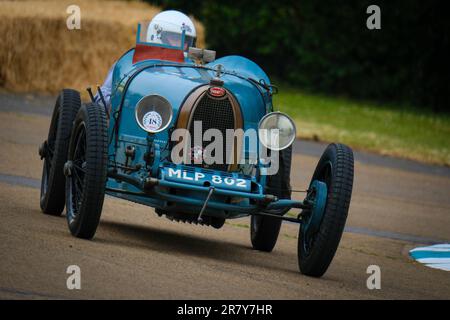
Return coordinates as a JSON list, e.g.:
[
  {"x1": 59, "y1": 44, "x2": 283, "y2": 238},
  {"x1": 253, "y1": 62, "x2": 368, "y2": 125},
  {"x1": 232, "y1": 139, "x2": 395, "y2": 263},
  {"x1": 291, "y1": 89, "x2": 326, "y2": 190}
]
[{"x1": 0, "y1": 92, "x2": 449, "y2": 299}]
